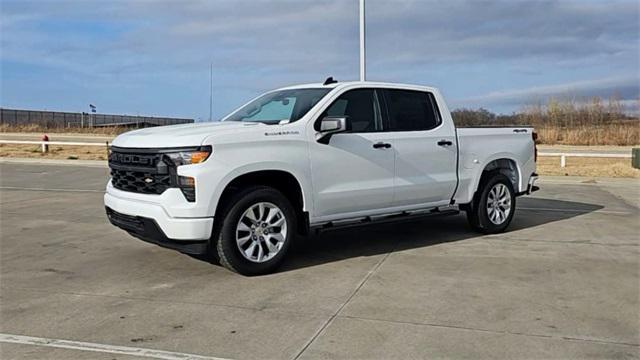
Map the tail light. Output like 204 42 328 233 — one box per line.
532 131 538 162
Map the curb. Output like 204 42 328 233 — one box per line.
538 175 639 185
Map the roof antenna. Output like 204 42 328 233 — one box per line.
323 77 338 85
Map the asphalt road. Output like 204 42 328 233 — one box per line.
0 133 113 143
537 144 634 155
1 162 639 359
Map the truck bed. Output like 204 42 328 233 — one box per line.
453 126 536 204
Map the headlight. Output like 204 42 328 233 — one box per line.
165 146 211 166
162 146 211 202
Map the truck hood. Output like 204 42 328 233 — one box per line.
111 121 263 148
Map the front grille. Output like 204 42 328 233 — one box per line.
110 168 171 194
108 148 174 195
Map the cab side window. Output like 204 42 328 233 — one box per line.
321 89 382 133
383 89 441 131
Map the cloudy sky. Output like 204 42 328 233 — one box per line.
1 0 638 120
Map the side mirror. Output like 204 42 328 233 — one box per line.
317 116 350 144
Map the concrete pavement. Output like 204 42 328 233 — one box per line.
0 162 638 359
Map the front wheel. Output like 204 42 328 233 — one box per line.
214 186 296 275
465 172 516 234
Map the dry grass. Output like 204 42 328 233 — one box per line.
537 156 639 178
3 144 638 178
0 144 109 161
453 95 640 146
522 97 639 145
4 123 638 146
535 123 639 146
0 123 127 136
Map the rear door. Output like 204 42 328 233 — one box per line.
381 88 458 207
308 88 396 219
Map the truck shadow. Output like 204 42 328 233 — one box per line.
278 197 603 273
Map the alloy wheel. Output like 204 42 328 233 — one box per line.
235 202 287 263
486 183 511 225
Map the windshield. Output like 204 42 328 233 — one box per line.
224 88 331 124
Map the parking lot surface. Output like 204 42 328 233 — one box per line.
1 162 638 359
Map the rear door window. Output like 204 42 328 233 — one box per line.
383 89 441 131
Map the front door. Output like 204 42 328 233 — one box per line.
309 89 395 220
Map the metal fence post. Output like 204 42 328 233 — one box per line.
41 135 49 153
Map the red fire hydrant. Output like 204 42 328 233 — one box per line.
42 134 49 153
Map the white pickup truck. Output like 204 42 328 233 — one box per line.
105 79 538 275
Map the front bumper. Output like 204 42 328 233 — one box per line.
106 207 209 254
104 192 213 254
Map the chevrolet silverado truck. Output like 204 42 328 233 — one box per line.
105 79 538 275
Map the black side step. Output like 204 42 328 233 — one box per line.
310 208 460 234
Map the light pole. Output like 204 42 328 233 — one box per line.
359 0 366 82
209 62 213 122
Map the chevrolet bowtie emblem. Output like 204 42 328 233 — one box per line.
144 178 154 183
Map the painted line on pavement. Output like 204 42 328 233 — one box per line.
0 333 231 360
519 207 632 215
0 186 104 193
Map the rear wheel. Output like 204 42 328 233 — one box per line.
465 172 516 234
213 186 296 275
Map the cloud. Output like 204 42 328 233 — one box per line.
1 0 638 117
5 0 636 76
452 76 640 109
366 0 639 65
1 0 362 86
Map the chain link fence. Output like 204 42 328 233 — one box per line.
0 108 193 128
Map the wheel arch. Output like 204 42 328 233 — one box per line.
480 157 520 190
468 155 522 203
212 167 310 235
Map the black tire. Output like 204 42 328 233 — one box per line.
465 172 516 234
213 186 296 275
465 203 483 232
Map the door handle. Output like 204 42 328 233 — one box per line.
373 142 391 149
437 140 453 146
